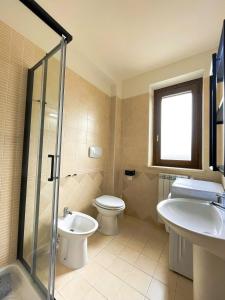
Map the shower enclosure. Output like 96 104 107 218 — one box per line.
15 2 72 299
17 39 66 300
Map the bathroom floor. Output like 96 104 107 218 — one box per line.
53 215 193 300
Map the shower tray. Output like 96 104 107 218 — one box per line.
0 262 44 300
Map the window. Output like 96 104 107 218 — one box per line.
153 78 202 169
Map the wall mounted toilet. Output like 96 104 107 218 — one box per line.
58 211 98 269
94 195 125 235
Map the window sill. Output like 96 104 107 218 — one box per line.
148 165 204 173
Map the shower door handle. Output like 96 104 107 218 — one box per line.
48 154 55 181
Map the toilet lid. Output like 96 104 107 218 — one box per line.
95 195 125 209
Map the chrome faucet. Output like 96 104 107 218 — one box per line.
210 192 225 210
216 192 225 206
63 207 72 217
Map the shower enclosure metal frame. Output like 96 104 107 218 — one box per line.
19 0 72 43
17 39 66 300
16 1 72 299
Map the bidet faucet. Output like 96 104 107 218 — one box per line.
63 207 72 217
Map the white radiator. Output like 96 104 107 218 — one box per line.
158 173 189 202
158 173 189 224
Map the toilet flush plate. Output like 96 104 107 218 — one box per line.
88 146 102 158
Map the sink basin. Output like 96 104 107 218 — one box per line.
157 198 225 259
157 198 225 300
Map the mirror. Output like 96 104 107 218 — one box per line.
216 81 224 172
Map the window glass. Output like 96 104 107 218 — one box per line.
153 78 202 169
160 92 193 160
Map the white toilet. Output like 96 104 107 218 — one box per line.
58 211 98 269
94 195 125 235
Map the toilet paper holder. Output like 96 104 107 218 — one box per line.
124 170 135 176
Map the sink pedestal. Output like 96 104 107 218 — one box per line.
193 245 225 300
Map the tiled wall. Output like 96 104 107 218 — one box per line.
60 68 112 215
0 20 45 266
0 20 113 266
120 78 221 222
119 94 158 222
108 96 123 196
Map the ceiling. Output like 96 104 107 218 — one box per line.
1 0 225 88
36 0 225 81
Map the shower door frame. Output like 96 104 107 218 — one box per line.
17 39 67 300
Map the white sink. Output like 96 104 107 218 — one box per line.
157 198 225 259
157 198 225 300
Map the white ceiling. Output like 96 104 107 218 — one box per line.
1 0 225 94
0 0 116 95
36 0 225 81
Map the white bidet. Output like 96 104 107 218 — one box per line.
58 211 98 269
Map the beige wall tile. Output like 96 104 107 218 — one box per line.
0 19 114 267
0 20 42 266
0 22 11 63
120 81 221 223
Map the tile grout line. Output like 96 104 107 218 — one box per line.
56 238 168 298
55 221 170 299
90 250 153 298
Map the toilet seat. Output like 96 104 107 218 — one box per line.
95 195 125 210
95 202 125 210
94 195 125 235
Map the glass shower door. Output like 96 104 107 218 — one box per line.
35 48 63 295
18 39 67 300
33 52 60 291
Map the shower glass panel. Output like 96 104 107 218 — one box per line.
23 65 43 266
18 39 66 300
35 53 61 287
